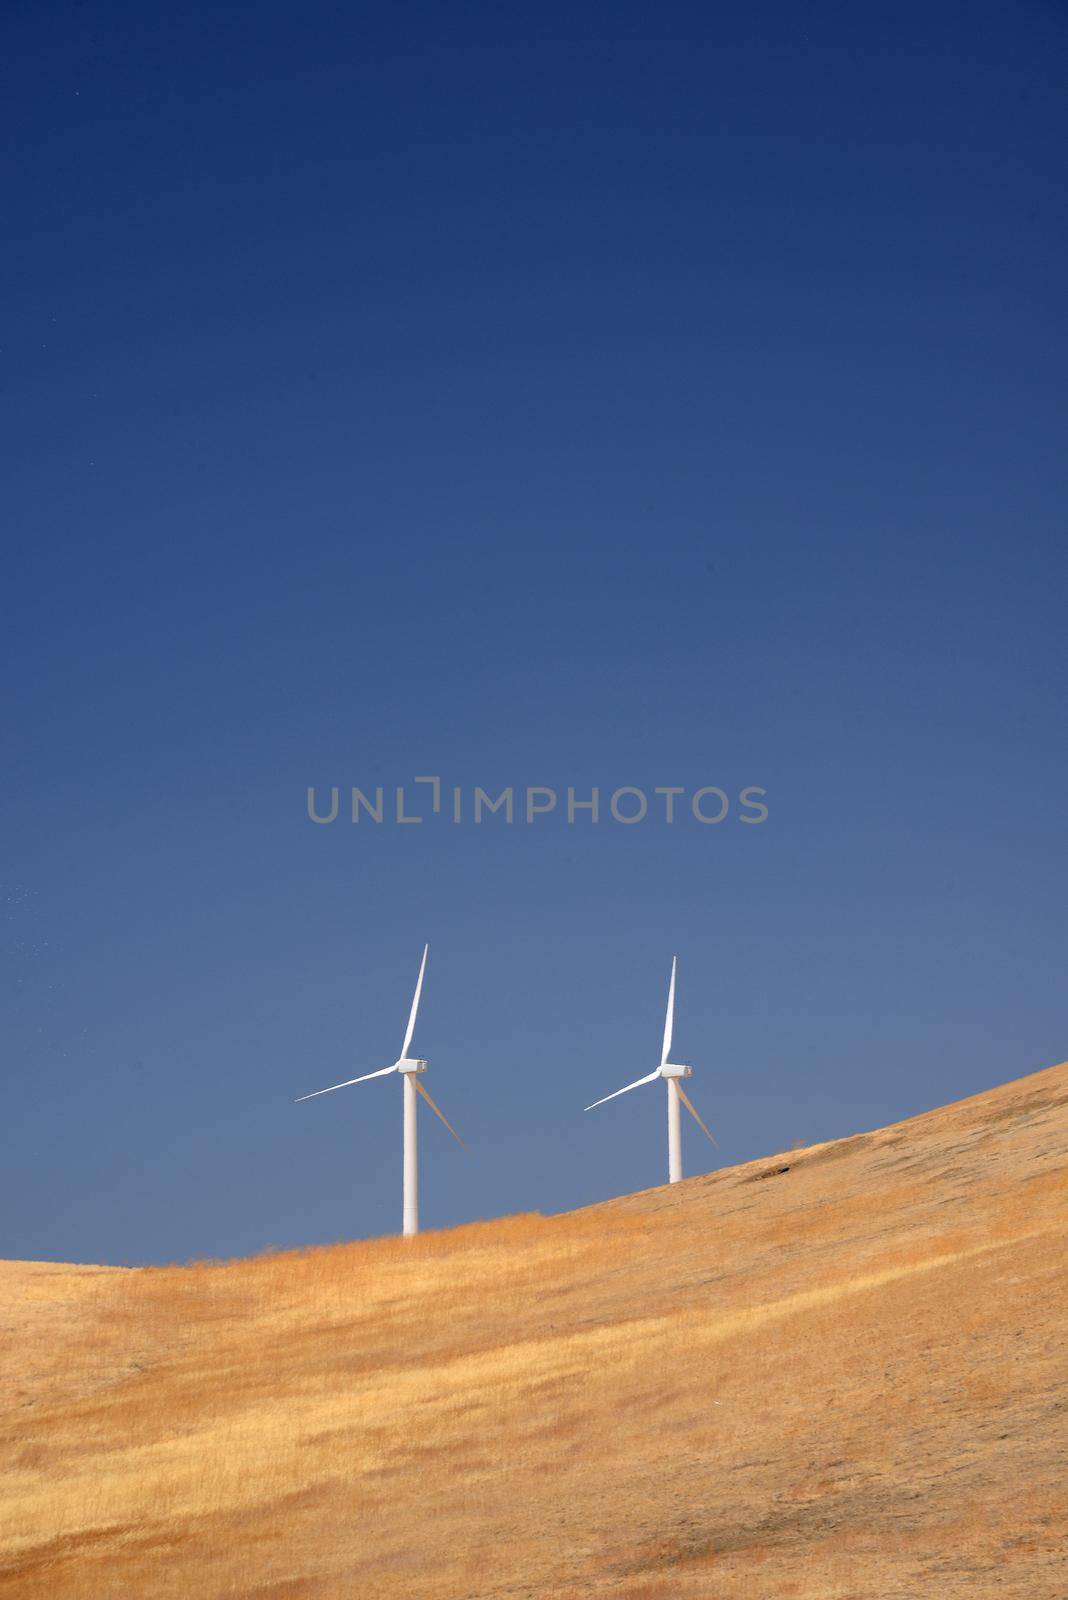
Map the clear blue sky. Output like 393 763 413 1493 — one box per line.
4 1 1065 1264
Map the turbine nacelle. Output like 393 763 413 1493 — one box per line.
659 1061 692 1079
396 1057 428 1074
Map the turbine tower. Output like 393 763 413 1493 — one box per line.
585 956 715 1184
295 944 463 1236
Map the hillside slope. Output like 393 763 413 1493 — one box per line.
2 1062 1066 1599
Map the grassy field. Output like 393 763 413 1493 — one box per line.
1 1061 1065 1598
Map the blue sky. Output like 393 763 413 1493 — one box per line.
3 1 1066 1263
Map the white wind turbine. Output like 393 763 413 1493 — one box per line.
585 956 716 1184
295 944 463 1236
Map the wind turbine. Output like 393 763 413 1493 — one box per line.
295 944 463 1236
585 956 716 1184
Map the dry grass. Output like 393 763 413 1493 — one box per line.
1 1062 1066 1598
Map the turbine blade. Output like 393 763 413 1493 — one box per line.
676 1082 717 1146
661 956 677 1065
294 1064 397 1102
584 1069 662 1112
414 1078 465 1147
401 943 429 1058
